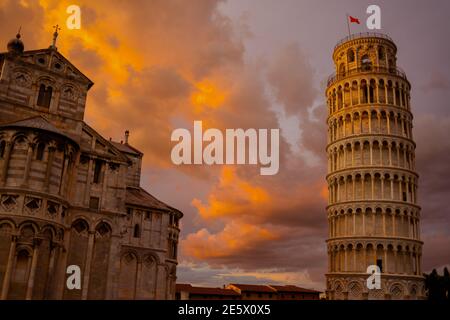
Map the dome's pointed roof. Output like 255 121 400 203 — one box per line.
7 32 24 54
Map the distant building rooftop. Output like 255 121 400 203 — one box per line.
176 284 240 297
268 285 321 294
176 283 322 300
229 284 276 293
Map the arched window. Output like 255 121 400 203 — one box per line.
395 85 401 106
378 47 385 60
133 224 140 238
12 249 30 284
0 140 5 158
72 219 89 235
369 80 376 103
37 84 53 108
347 49 355 63
36 142 45 161
339 63 346 76
388 59 395 72
360 80 368 104
171 241 178 259
361 55 372 71
93 159 103 184
37 84 45 106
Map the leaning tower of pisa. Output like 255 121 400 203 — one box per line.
325 33 425 300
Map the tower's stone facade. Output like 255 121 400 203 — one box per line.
325 33 425 300
0 35 182 299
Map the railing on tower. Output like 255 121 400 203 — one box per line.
334 32 394 50
327 66 407 87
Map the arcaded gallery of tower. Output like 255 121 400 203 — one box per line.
0 34 182 300
325 33 425 299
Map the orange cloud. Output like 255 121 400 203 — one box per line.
182 220 279 260
0 0 328 285
192 80 227 111
192 167 271 220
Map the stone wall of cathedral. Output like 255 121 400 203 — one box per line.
0 40 181 300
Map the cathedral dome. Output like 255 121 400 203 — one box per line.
7 33 24 54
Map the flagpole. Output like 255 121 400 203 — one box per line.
346 14 351 37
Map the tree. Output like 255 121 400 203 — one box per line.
443 267 450 300
424 268 448 300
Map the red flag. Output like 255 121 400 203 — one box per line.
349 16 360 24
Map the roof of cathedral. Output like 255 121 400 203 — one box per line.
0 47 94 89
0 115 78 144
81 122 130 163
125 186 182 216
110 141 143 156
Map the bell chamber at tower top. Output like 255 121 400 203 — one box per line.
326 33 411 116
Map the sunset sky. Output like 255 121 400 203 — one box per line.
1 0 449 291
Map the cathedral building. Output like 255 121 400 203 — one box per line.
0 31 182 300
325 33 425 299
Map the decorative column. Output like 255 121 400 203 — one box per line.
393 87 397 107
352 176 356 201
343 147 347 168
0 141 13 185
390 178 394 200
1 235 17 299
385 87 388 108
392 214 396 237
337 181 340 202
59 153 69 196
379 143 383 165
361 176 365 199
394 116 398 135
384 249 388 273
393 249 398 274
377 113 381 133
135 260 143 299
362 212 366 235
21 142 35 187
344 249 348 271
359 113 363 133
100 163 110 210
371 174 375 200
44 243 58 299
81 230 95 300
386 113 391 134
83 157 93 206
26 238 42 300
360 143 364 165
55 230 71 299
44 145 56 192
344 177 348 201
351 143 355 166
388 143 392 166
